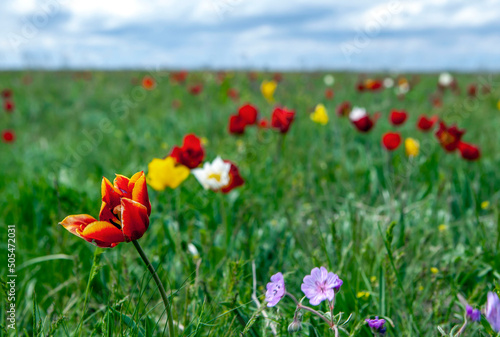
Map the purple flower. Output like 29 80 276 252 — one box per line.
301 266 343 306
366 317 385 330
466 305 481 322
486 292 500 332
265 272 285 307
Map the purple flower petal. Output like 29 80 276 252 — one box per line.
486 292 500 332
265 272 285 307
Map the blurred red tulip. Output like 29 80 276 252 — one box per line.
170 134 205 168
349 107 377 132
171 71 188 84
258 118 270 129
458 142 481 161
417 115 438 131
435 122 465 152
221 160 245 193
229 115 247 135
189 84 203 95
325 88 334 100
389 110 408 126
4 100 14 112
382 132 402 151
238 104 258 125
271 107 295 134
336 101 352 117
2 130 15 143
227 88 239 101
1 89 12 99
467 84 477 97
142 76 156 90
273 72 283 82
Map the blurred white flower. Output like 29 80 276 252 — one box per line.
383 78 394 88
192 156 231 191
438 72 453 87
323 74 335 86
349 106 367 122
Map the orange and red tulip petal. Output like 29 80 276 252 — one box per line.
59 214 97 242
114 174 131 195
101 177 122 208
129 172 151 216
121 198 149 241
99 201 120 224
78 221 126 247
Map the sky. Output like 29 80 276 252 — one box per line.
0 0 499 71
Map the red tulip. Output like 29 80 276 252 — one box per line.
271 107 295 134
435 122 465 152
171 71 188 84
227 88 239 101
142 76 156 90
229 115 247 135
238 104 258 125
1 89 12 99
60 171 151 247
170 134 205 168
458 142 480 161
258 118 270 129
349 107 377 132
467 84 477 98
389 110 408 126
4 100 14 112
221 161 245 193
273 72 283 82
356 82 365 92
382 132 402 151
189 84 203 95
417 115 438 131
336 101 352 117
325 88 334 100
2 130 15 143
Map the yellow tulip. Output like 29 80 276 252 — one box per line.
146 156 190 190
260 80 277 102
310 103 329 125
405 137 420 157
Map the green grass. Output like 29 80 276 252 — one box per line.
1 70 500 336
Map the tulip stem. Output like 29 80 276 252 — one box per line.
132 240 175 337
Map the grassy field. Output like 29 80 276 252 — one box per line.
1 70 500 336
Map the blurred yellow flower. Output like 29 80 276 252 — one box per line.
146 156 190 191
481 201 490 209
370 276 377 283
356 291 370 300
497 99 500 110
200 137 209 146
418 285 424 291
405 137 420 157
438 224 448 232
261 80 277 102
310 103 329 125
430 267 439 274
161 142 169 150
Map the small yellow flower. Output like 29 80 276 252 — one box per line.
430 267 439 274
146 156 190 190
200 137 209 146
261 80 277 102
370 276 377 283
418 285 424 291
310 103 329 125
497 99 500 111
405 137 420 157
356 291 370 300
438 224 448 232
481 201 490 209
